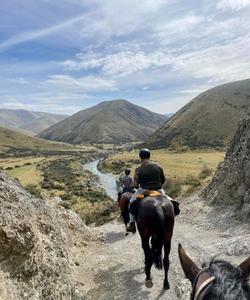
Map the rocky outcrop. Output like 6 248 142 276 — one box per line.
0 171 93 299
203 119 250 221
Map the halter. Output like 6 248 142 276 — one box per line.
191 268 216 300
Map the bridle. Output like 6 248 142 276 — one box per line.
191 268 216 300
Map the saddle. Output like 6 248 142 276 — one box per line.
136 190 162 200
131 190 180 217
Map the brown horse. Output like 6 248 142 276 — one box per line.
178 243 250 299
136 195 175 290
118 192 133 233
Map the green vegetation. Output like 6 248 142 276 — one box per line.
0 126 94 158
39 99 167 144
147 79 250 149
40 158 116 225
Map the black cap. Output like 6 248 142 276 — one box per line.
139 149 150 159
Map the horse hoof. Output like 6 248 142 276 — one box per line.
145 279 153 288
163 282 170 290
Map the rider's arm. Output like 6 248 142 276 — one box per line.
133 167 140 188
160 167 166 185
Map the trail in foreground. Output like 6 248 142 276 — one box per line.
80 198 249 300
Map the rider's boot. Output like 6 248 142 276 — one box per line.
127 213 136 233
126 222 136 233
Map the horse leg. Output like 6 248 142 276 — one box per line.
163 239 171 290
141 237 153 288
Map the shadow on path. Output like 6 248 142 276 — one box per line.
86 264 150 300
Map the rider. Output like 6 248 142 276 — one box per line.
117 169 134 201
121 169 134 193
126 148 166 233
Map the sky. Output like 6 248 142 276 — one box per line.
0 0 250 115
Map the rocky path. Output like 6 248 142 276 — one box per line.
80 199 249 300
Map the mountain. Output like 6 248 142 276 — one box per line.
39 99 167 144
147 79 250 149
0 109 67 134
0 126 78 155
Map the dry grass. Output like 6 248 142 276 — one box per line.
107 149 224 179
7 165 43 186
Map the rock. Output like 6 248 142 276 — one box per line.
203 119 250 221
0 171 93 299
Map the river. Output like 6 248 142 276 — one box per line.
83 160 118 200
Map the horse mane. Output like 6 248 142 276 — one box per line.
201 259 250 300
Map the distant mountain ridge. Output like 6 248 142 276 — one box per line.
0 109 68 134
39 99 167 144
147 79 250 149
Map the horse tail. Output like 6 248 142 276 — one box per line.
151 205 164 270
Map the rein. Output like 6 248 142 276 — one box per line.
192 268 216 300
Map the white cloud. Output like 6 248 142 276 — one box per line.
62 50 173 76
8 77 29 84
171 34 250 83
216 0 250 11
0 13 91 52
42 75 117 92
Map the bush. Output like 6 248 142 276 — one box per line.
26 184 42 198
5 166 13 170
164 177 182 198
199 164 213 179
184 174 201 187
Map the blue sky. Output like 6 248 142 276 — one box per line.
0 0 250 115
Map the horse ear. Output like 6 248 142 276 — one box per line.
239 256 250 277
178 243 201 284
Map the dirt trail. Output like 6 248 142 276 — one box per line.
79 196 249 300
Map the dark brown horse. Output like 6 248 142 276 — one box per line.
118 192 133 233
178 243 250 299
136 195 175 290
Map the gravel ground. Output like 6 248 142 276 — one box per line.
79 195 249 300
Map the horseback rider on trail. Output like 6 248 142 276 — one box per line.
120 169 134 192
126 148 166 233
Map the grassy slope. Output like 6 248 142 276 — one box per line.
0 126 84 153
39 99 167 144
148 79 250 149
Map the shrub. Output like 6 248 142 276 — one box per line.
5 166 13 170
164 177 182 198
184 174 201 187
26 184 42 198
199 164 213 179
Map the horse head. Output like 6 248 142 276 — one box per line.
178 243 250 300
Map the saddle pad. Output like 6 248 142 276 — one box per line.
136 190 162 200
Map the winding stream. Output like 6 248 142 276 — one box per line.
83 160 118 200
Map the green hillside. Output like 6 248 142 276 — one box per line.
39 99 167 144
147 79 250 149
0 126 81 157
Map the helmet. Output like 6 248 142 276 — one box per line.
139 149 150 159
125 169 131 175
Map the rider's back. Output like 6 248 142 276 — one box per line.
138 161 165 190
